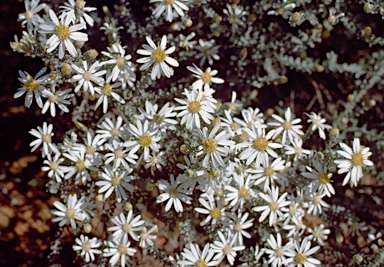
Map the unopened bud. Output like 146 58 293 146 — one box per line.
180 144 191 155
291 12 301 23
330 127 339 138
363 3 371 13
124 202 133 212
83 223 92 233
61 64 72 76
363 26 372 37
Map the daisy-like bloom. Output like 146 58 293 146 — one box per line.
178 243 220 267
268 107 304 144
301 160 335 197
238 124 283 167
283 217 306 239
69 60 106 95
224 173 255 209
264 233 290 267
156 174 192 212
210 231 245 265
307 224 330 246
108 210 145 241
253 186 290 226
42 86 72 117
196 125 235 168
187 64 224 91
96 165 135 202
284 137 311 161
137 35 179 80
101 42 136 86
63 149 97 185
282 201 305 225
14 67 52 108
223 3 247 32
136 101 178 132
124 120 161 161
150 0 189 22
51 194 85 229
104 140 138 170
174 88 215 130
139 225 158 248
18 0 45 33
284 237 321 267
237 107 266 129
73 235 102 263
226 212 254 246
176 155 206 190
42 153 66 183
305 112 332 140
29 122 59 156
72 132 104 167
195 39 220 66
144 151 166 176
100 17 123 42
334 138 373 187
179 32 197 50
103 235 136 267
306 191 329 215
251 157 288 191
221 110 243 136
39 10 88 59
96 116 127 144
59 0 96 27
94 71 125 114
195 193 226 226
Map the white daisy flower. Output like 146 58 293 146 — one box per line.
72 235 102 263
124 120 161 161
137 35 179 80
29 122 59 156
253 186 290 226
301 160 335 197
177 155 207 190
178 243 220 267
135 100 178 131
63 149 97 185
104 140 138 170
195 193 226 226
144 151 166 176
334 138 373 187
251 157 288 191
103 235 136 267
196 125 235 168
179 32 197 50
174 88 215 130
284 237 321 267
96 116 127 144
307 224 330 246
210 231 245 265
224 173 255 209
306 191 329 215
156 174 192 213
59 0 96 27
226 212 254 246
139 225 158 248
237 107 266 129
268 107 304 144
108 210 145 241
284 137 311 160
51 194 85 229
42 153 66 183
72 132 104 167
96 165 135 202
223 3 247 32
18 0 46 33
264 233 290 267
150 0 189 22
39 10 88 59
94 71 125 114
195 39 220 66
238 124 283 167
220 109 243 136
187 64 224 91
69 60 106 95
305 112 332 140
14 67 52 108
42 86 72 117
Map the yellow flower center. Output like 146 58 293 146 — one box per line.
76 159 86 170
195 259 207 267
82 71 92 81
233 222 242 232
318 173 330 184
275 247 284 257
170 188 179 198
42 134 52 143
188 101 202 113
295 253 307 264
50 161 58 171
86 145 95 155
122 223 132 233
295 147 303 154
66 209 76 219
202 138 217 153
283 121 292 130
48 94 58 103
352 152 363 166
111 175 122 186
239 186 249 198
118 245 127 255
25 11 34 19
153 114 164 124
114 150 125 159
152 49 166 62
240 133 249 142
210 208 221 219
230 122 240 131
254 137 268 151
110 127 120 136
223 244 232 255
138 133 152 147
55 24 71 41
201 72 212 83
265 166 275 177
116 56 126 67
229 15 238 25
102 84 113 95
269 201 279 211
24 78 39 91
82 242 91 252
235 166 245 175
312 195 322 204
